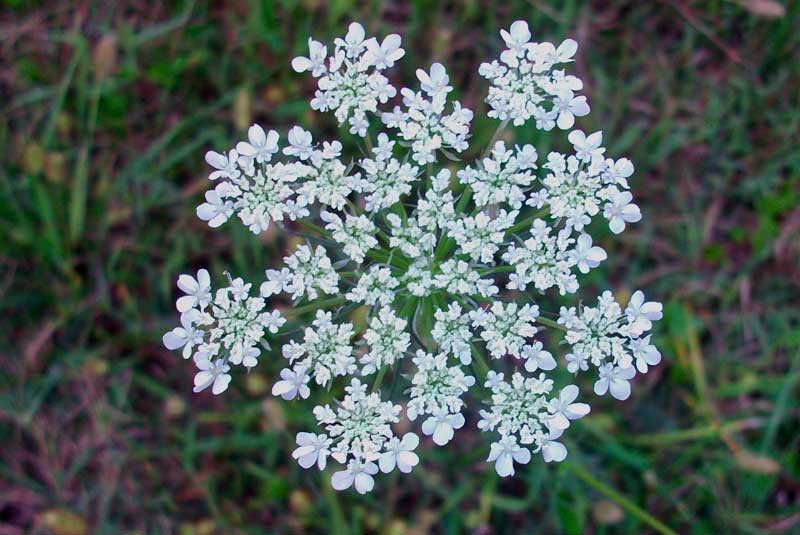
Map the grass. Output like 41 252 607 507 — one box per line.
1 1 799 533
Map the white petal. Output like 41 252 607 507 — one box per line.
566 403 591 419
331 470 354 491
162 329 186 350
204 151 227 170
570 97 590 117
560 384 579 404
401 433 419 450
557 39 578 59
378 453 396 474
542 441 567 463
291 56 312 73
549 413 570 430
177 274 198 294
235 141 255 156
212 374 231 395
248 124 266 146
271 379 295 398
594 378 609 396
397 451 419 473
432 423 454 446
557 111 575 130
196 203 218 221
512 447 531 465
495 452 514 477
354 472 374 494
197 269 210 288
609 378 631 400
609 217 625 234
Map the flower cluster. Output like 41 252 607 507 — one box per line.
164 20 662 494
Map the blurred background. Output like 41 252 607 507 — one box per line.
1 1 799 534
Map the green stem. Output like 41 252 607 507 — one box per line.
372 364 389 392
567 463 679 535
507 208 550 235
284 297 346 319
536 316 565 331
481 119 509 159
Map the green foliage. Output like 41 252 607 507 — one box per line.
1 1 798 534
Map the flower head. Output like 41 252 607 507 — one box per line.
164 20 662 494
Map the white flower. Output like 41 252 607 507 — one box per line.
421 409 465 446
335 22 367 58
572 234 607 274
205 149 240 180
630 334 662 373
499 21 531 67
603 157 634 188
568 130 605 162
293 432 331 469
373 132 395 160
381 74 472 164
553 90 590 130
457 142 535 209
447 209 518 264
260 267 292 297
163 310 204 359
193 355 231 395
314 378 401 470
236 124 279 163
407 350 475 421
502 220 580 295
566 352 589 374
345 265 398 306
416 62 451 97
547 385 590 430
469 302 539 359
164 21 662 494
272 366 311 400
332 459 379 494
431 303 473 365
285 310 355 387
487 435 531 477
360 307 410 375
176 269 212 312
594 363 637 400
321 210 378 264
540 427 568 463
292 38 327 76
378 433 419 473
625 290 663 335
362 34 405 69
283 126 314 160
284 244 340 301
521 341 556 373
559 290 661 381
355 156 418 212
604 189 642 234
196 187 233 228
481 25 588 128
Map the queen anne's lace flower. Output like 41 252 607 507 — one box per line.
480 21 588 129
382 63 473 164
164 20 662 492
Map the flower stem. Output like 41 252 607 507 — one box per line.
481 119 509 159
536 316 565 331
284 297 346 319
566 463 679 535
372 364 389 392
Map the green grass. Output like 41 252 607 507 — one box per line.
1 1 799 533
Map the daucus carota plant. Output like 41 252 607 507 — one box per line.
163 20 663 493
